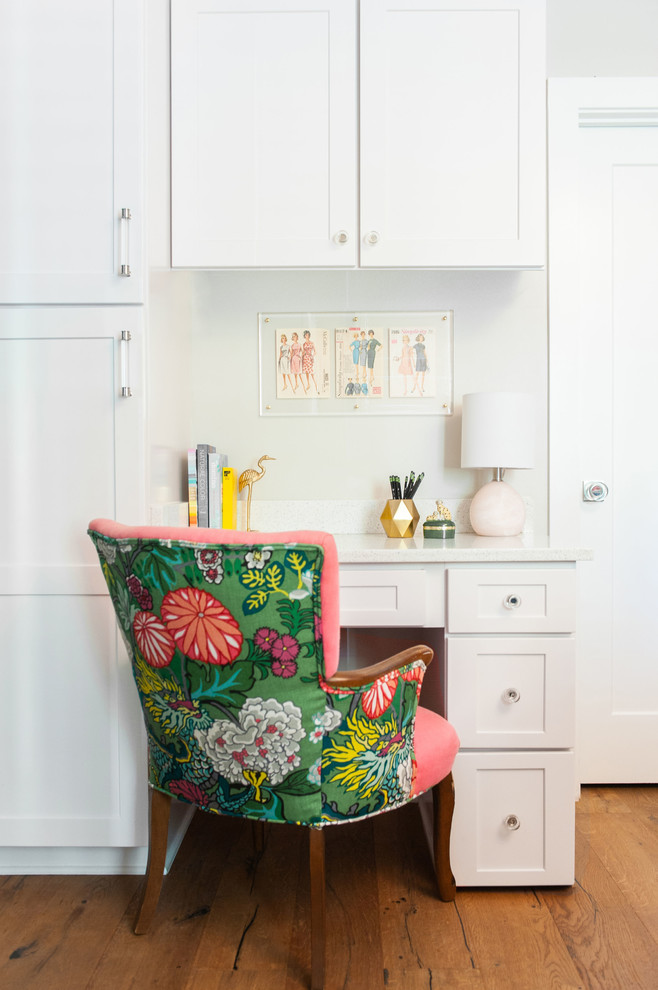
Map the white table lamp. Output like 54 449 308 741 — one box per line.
461 392 535 536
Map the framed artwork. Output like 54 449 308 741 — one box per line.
259 312 453 417
275 328 331 399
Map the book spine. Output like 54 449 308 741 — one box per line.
208 452 227 528
221 467 237 528
187 449 198 526
196 443 216 528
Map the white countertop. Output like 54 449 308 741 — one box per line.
334 533 593 563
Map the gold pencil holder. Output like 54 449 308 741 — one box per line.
380 499 420 538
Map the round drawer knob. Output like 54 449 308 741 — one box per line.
504 814 521 831
334 229 349 244
364 230 380 245
504 593 522 609
502 687 521 704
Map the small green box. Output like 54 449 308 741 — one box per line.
423 519 456 540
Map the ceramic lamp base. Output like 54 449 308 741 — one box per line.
469 480 525 537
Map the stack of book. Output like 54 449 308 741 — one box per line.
187 444 237 528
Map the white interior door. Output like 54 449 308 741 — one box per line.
549 78 658 783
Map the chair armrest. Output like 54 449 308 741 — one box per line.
323 645 433 688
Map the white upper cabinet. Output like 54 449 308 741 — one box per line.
171 0 545 269
360 0 545 268
0 0 143 303
171 0 358 267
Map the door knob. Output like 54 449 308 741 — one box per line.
583 481 609 502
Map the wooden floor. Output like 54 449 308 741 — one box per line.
2 786 657 990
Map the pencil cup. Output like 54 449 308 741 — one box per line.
380 499 420 538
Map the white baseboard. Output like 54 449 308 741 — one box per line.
0 803 195 876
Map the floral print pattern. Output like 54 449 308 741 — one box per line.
161 587 243 664
195 697 305 788
195 548 224 584
89 531 427 827
133 611 176 668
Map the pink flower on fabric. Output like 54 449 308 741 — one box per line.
271 634 300 662
133 611 176 668
254 627 279 652
362 671 400 719
271 655 298 678
168 779 208 807
161 586 243 664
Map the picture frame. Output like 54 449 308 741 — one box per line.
259 311 453 417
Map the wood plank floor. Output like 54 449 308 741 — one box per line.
1 786 657 989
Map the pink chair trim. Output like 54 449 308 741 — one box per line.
412 707 460 796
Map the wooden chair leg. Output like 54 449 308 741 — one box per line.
134 787 172 934
432 772 457 902
308 827 326 990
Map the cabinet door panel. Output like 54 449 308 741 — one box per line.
0 308 146 846
451 751 574 885
447 637 575 748
0 0 143 302
447 567 576 634
360 0 545 267
339 569 428 626
171 0 357 267
0 597 145 846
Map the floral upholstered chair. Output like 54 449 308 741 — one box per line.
88 519 460 990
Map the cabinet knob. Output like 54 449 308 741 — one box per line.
504 593 522 609
504 814 521 831
334 230 349 244
364 230 380 245
502 687 521 704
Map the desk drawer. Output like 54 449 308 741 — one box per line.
447 568 576 633
450 750 575 886
446 637 575 748
339 569 426 627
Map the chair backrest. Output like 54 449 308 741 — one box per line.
88 520 341 826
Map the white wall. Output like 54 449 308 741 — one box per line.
146 0 658 529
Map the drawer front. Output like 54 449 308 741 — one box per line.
450 750 575 886
339 569 426 627
447 638 575 748
447 567 576 633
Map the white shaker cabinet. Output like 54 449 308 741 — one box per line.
171 0 358 267
446 566 576 886
360 0 545 268
171 0 545 269
0 0 143 303
0 308 147 850
337 552 579 887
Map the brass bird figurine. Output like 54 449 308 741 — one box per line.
238 455 275 531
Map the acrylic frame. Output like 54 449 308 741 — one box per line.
259 311 453 417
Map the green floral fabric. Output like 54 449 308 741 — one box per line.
89 531 426 827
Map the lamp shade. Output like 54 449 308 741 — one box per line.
461 392 535 469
